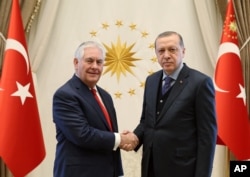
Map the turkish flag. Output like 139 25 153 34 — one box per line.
0 0 45 176
215 0 250 160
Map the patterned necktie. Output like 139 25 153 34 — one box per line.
91 88 113 131
162 76 172 95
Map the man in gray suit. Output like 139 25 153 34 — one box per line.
133 31 217 177
52 41 138 177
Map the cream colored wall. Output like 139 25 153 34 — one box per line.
27 0 227 176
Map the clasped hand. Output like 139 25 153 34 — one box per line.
119 130 139 151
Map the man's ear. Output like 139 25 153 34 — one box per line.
73 58 78 69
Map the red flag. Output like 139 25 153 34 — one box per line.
215 0 250 160
0 0 46 176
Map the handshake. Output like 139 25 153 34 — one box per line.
119 130 139 151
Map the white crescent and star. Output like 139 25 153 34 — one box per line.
5 38 30 74
237 84 247 106
0 38 33 105
214 42 240 93
214 42 246 105
217 42 240 59
11 82 33 105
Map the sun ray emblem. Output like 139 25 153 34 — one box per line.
102 36 141 81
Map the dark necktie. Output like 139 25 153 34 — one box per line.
162 76 172 95
91 88 113 131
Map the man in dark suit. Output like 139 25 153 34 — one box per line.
133 31 217 177
52 41 138 177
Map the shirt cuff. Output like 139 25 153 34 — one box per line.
113 132 121 151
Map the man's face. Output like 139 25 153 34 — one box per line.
155 34 185 75
74 47 104 88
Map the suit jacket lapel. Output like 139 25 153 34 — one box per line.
147 71 162 124
72 75 112 131
157 65 189 122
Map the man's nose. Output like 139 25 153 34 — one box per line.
163 50 171 58
92 61 99 67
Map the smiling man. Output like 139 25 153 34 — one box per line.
52 41 138 177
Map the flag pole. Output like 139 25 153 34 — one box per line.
225 147 230 177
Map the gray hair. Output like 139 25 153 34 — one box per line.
154 31 184 48
74 41 106 60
